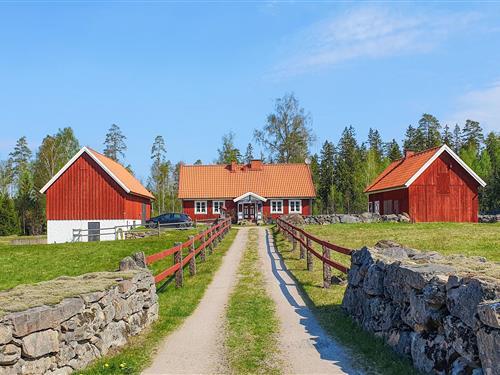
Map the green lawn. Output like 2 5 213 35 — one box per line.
0 229 200 291
306 222 500 262
225 229 282 374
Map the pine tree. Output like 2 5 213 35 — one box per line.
403 125 425 152
442 124 453 147
149 136 169 215
194 159 203 165
318 141 335 213
386 139 402 161
367 128 383 163
483 132 500 212
462 120 484 150
453 124 462 153
0 194 18 235
9 136 32 188
244 143 254 163
309 153 320 214
104 124 127 162
418 113 442 149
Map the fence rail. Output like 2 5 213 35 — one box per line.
276 218 352 288
146 218 232 286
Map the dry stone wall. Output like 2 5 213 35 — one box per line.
342 241 499 374
0 254 158 375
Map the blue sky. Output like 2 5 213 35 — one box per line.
1 1 500 183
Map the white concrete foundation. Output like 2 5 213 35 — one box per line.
47 219 141 244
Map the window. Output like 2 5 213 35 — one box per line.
195 201 207 214
374 201 380 214
212 201 225 214
368 202 373 213
289 200 302 214
383 200 393 214
270 200 283 214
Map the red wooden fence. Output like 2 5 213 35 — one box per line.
276 218 352 288
146 218 232 286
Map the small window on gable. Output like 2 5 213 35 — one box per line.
289 200 302 214
270 200 283 214
195 201 207 214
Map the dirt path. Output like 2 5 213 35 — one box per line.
257 227 361 375
143 228 249 375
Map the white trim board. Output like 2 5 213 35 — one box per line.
40 146 131 195
233 191 267 202
367 144 486 194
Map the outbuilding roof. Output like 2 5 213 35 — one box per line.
40 146 155 199
178 162 316 199
365 144 486 194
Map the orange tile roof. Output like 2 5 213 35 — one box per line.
87 148 155 199
365 147 441 193
178 163 316 199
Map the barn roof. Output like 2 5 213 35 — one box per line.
40 147 155 199
364 144 486 194
178 162 316 199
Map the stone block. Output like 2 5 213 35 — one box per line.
476 326 500 375
443 316 480 364
0 325 12 345
362 264 385 296
477 301 500 329
0 344 21 365
22 329 59 358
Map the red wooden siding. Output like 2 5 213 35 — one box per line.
368 189 409 215
46 153 150 220
408 152 479 222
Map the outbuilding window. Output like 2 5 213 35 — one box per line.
212 201 224 214
195 201 207 214
383 200 393 214
368 202 373 213
289 200 302 214
270 200 283 214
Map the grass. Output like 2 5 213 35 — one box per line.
225 229 282 375
305 222 500 262
272 227 420 375
0 228 201 291
80 229 238 375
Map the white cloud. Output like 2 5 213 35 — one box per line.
273 7 479 77
447 81 500 132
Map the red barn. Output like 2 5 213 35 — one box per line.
178 160 316 223
365 144 486 222
40 146 154 243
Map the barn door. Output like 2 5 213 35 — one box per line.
88 222 100 242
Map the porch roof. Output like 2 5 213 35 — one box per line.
233 192 267 202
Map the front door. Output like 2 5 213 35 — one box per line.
243 204 255 220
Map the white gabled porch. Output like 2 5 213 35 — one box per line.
233 192 266 223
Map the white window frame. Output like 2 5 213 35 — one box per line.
368 202 373 213
374 201 380 214
212 200 225 214
194 200 207 214
270 200 283 214
288 200 302 214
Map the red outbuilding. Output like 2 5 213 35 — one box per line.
40 146 154 243
178 160 316 223
365 144 486 222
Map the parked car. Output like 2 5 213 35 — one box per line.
146 213 193 229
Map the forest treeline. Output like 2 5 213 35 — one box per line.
0 93 498 236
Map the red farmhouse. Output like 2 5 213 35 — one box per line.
365 144 486 222
178 160 316 223
40 146 154 243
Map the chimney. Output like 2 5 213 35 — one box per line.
230 161 238 172
405 150 415 158
250 159 263 171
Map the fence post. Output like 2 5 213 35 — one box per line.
200 231 207 262
299 232 305 259
189 236 196 276
292 229 297 251
174 242 183 288
306 237 313 271
322 245 331 288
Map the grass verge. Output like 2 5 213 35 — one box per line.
225 229 282 375
272 227 420 375
80 228 238 375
